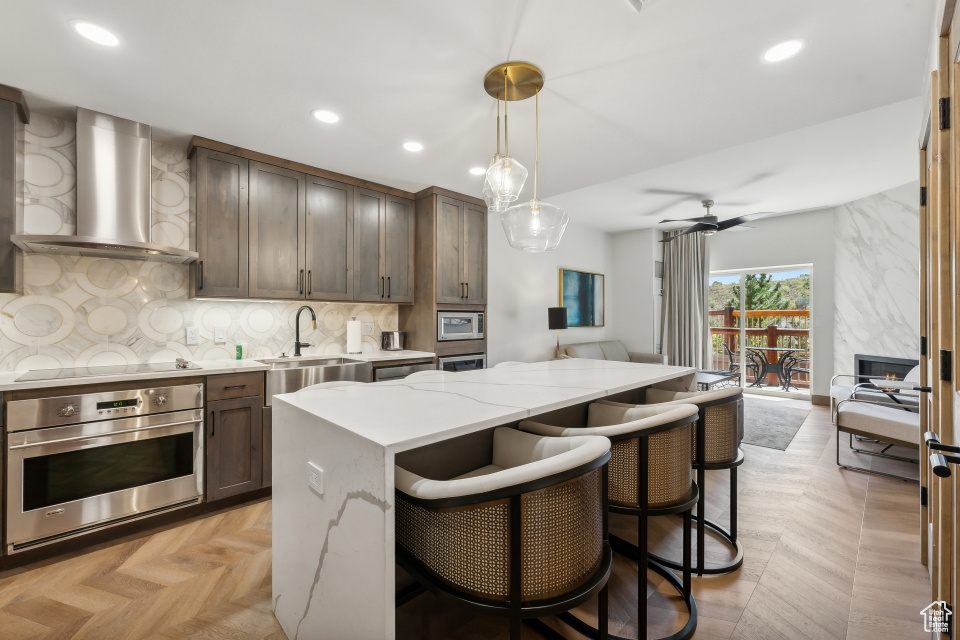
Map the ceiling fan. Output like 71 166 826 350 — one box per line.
659 199 771 242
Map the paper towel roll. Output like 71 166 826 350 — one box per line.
346 320 362 354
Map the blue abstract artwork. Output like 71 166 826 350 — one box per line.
560 269 604 327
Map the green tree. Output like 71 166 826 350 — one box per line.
728 273 790 310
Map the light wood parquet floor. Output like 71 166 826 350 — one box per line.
0 398 930 639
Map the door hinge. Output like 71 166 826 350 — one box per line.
921 336 928 357
921 485 928 507
940 97 951 130
920 186 927 207
941 349 952 382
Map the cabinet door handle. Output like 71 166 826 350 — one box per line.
466 282 469 299
223 384 246 390
299 269 304 294
307 270 312 295
387 276 391 298
210 411 215 437
198 261 204 290
381 276 385 298
460 282 464 299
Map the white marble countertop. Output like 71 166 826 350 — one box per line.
276 358 695 453
342 350 435 363
0 359 271 392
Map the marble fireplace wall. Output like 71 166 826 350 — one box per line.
0 113 398 373
832 182 920 374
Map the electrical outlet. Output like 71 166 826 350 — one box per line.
361 322 374 336
185 326 199 345
214 326 226 344
306 461 324 496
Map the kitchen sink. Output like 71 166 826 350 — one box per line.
257 356 372 405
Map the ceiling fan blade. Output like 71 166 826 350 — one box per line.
644 188 706 198
716 212 774 230
659 222 717 242
659 216 708 224
725 225 753 233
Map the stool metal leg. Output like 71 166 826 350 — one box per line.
730 467 737 542
638 436 649 637
697 464 706 576
683 509 692 599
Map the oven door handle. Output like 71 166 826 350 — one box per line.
8 418 202 450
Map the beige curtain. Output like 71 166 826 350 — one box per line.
660 230 709 368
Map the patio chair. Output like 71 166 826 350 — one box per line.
721 342 759 382
782 355 809 391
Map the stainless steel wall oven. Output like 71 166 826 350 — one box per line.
5 384 204 553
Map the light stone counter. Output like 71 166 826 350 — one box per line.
271 358 695 640
343 350 435 364
0 359 270 392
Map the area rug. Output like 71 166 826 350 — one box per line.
741 396 810 450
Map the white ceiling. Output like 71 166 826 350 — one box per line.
0 0 935 232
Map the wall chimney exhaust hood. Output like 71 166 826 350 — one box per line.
12 108 198 263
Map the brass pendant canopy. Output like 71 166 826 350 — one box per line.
483 62 544 101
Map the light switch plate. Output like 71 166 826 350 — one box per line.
214 326 226 344
185 326 199 345
306 461 324 496
361 322 374 336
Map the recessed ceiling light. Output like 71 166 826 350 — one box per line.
72 21 120 46
311 109 339 123
763 40 803 63
469 167 486 176
403 141 423 152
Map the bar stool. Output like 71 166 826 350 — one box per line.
520 402 700 640
395 427 612 640
612 386 744 575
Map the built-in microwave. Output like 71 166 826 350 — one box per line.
437 311 484 341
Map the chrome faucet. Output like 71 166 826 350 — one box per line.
294 305 317 357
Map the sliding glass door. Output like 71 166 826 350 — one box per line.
708 266 812 397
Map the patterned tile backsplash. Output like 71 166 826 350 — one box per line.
0 113 398 373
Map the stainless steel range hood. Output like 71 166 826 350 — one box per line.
12 108 198 263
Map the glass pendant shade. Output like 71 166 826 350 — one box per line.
482 154 508 212
499 199 569 252
484 155 527 204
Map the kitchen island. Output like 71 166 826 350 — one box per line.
271 358 696 640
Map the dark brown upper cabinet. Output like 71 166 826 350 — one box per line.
436 195 486 305
0 87 26 295
354 189 415 303
192 149 249 298
248 161 305 300
305 176 354 301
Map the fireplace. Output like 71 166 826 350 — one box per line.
854 354 918 381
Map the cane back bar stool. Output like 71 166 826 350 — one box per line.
395 427 612 640
520 402 700 640
620 386 745 575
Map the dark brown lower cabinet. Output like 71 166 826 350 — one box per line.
206 395 263 501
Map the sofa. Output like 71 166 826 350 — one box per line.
561 340 668 365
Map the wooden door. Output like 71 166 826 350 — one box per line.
206 396 263 501
436 195 464 303
194 149 248 297
462 202 487 304
305 176 354 301
248 161 305 299
353 188 385 302
383 195 415 303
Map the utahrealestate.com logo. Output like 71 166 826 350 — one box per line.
922 601 952 634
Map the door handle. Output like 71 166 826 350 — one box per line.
210 411 215 437
308 270 312 296
460 282 464 299
387 276 391 298
299 269 304 294
465 282 469 299
198 261 204 290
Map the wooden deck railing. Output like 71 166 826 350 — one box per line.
708 307 810 388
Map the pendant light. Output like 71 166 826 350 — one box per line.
484 67 528 207
482 62 568 252
482 94 506 213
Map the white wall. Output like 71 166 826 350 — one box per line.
611 228 662 355
708 181 920 397
486 218 615 365
708 209 836 396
